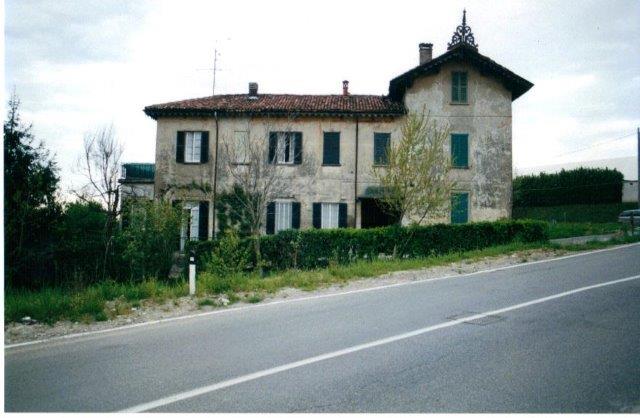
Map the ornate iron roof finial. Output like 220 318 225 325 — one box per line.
447 9 478 50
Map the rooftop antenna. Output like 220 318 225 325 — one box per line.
212 48 220 96
197 38 231 96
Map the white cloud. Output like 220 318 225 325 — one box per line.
5 0 640 194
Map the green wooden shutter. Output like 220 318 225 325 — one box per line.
451 193 469 224
291 202 301 229
312 203 321 228
374 133 390 165
268 132 277 164
451 134 469 168
176 132 185 163
338 203 348 228
200 132 209 163
323 132 340 165
198 201 209 240
293 132 303 164
452 73 459 103
266 202 275 234
460 72 468 103
452 72 468 103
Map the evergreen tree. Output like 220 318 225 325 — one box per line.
4 93 61 287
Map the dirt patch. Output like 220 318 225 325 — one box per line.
5 247 568 345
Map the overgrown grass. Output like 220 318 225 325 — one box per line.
547 222 622 239
513 202 635 223
5 279 188 325
6 236 640 326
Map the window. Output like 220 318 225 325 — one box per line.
277 133 294 164
451 71 468 103
178 201 209 250
234 131 249 163
313 202 347 229
451 134 469 168
177 131 209 164
266 201 300 234
185 132 202 163
321 203 339 229
180 203 199 250
451 192 469 224
275 201 292 233
323 132 340 165
374 133 390 165
269 132 302 164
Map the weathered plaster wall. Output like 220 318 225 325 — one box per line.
403 61 513 222
153 60 514 235
155 116 400 234
120 183 154 199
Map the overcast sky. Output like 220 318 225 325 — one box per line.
5 0 640 192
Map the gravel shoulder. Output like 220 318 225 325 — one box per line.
4 246 572 345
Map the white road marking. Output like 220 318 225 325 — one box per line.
5 242 640 350
120 273 640 412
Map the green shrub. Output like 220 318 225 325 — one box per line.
190 220 548 273
513 167 623 207
204 230 251 277
119 200 181 281
216 185 254 237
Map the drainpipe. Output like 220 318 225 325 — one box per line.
354 117 359 228
212 111 220 239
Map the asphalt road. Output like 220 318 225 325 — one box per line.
5 243 640 412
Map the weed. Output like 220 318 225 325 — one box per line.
226 292 240 304
246 294 264 304
197 298 218 307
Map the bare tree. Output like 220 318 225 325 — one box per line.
373 111 455 226
217 117 317 270
73 124 124 278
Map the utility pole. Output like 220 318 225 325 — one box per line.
637 127 639 209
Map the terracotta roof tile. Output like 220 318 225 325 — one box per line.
144 94 405 119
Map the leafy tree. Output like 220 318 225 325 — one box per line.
4 93 61 288
216 185 256 238
73 124 124 279
54 202 108 285
119 200 181 281
373 111 454 225
217 118 317 271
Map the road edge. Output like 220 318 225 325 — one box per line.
5 241 640 350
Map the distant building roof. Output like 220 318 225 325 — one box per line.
119 163 155 184
144 94 405 120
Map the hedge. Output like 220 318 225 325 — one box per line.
188 220 548 272
513 202 637 223
513 168 623 207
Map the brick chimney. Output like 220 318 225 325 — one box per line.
342 80 349 96
248 82 258 98
419 43 433 65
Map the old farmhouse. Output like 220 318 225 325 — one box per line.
141 11 533 245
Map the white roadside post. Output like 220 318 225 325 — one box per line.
189 250 196 296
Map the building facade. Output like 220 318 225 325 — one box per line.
143 12 533 242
